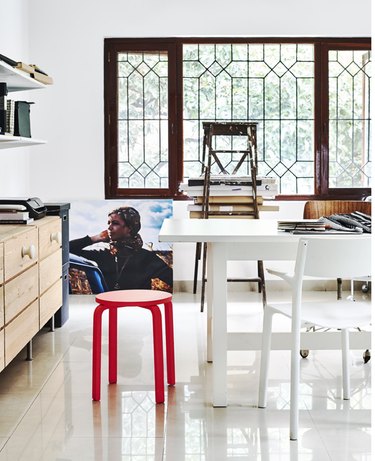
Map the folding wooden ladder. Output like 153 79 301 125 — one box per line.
194 121 267 312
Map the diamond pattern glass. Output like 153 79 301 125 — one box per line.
117 52 168 189
183 43 315 194
328 50 372 188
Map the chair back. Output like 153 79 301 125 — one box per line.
296 236 371 280
303 200 371 219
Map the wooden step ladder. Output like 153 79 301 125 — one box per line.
194 121 267 312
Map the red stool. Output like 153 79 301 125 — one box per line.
92 289 175 403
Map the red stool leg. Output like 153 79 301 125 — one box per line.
147 305 165 404
108 307 118 384
92 304 107 401
164 301 175 386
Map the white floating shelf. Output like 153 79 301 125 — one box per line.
0 136 46 149
0 60 45 92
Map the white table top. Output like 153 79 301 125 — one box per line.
159 218 293 243
159 218 370 244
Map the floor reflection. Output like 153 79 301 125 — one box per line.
0 292 370 460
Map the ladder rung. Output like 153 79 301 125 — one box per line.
210 150 251 154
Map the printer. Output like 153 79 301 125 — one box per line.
0 197 47 220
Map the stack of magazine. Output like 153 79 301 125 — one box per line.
180 175 278 199
278 212 371 234
278 220 326 233
0 205 33 224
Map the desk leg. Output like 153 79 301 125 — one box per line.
210 243 228 407
206 243 213 363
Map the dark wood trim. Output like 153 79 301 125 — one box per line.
317 43 330 196
104 41 119 198
104 39 179 199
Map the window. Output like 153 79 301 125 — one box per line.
104 38 371 200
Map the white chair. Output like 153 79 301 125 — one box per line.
258 236 371 441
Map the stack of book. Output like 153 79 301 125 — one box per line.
180 175 279 218
180 175 278 198
0 205 33 224
277 220 326 233
6 100 15 135
16 62 53 85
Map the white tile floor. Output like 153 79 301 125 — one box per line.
0 290 370 460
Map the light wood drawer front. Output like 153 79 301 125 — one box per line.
39 219 62 260
0 285 4 329
39 250 62 295
5 300 38 366
0 330 4 372
0 243 3 284
40 279 62 328
4 228 38 281
4 265 38 324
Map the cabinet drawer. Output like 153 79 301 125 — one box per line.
4 228 38 281
5 300 39 366
38 219 62 260
39 250 62 295
0 243 3 284
0 285 3 329
40 279 62 328
4 264 38 324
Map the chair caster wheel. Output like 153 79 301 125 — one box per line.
363 349 371 363
300 349 309 358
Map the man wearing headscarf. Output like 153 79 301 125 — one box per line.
69 206 172 292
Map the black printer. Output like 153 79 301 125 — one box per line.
0 197 47 220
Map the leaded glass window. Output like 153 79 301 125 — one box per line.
183 43 315 195
104 38 371 200
328 50 371 188
117 51 169 189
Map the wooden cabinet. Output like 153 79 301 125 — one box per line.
0 216 62 369
33 217 62 328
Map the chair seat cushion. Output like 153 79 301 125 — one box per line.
269 299 371 329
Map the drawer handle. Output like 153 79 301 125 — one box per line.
22 244 36 260
50 232 62 245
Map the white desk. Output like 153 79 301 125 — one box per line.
159 218 370 407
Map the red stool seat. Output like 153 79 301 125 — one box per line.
92 289 175 403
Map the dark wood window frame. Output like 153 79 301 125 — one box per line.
104 37 371 200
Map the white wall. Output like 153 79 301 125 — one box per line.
0 0 31 196
24 0 371 201
0 0 371 281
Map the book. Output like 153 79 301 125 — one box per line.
6 99 15 135
277 220 326 232
31 71 53 85
0 210 30 220
194 195 264 204
16 62 34 74
180 182 278 198
30 64 49 76
188 203 260 212
187 175 276 187
189 212 256 219
0 218 34 225
188 178 261 187
0 53 17 67
189 204 279 218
